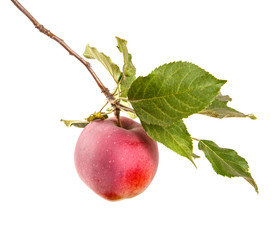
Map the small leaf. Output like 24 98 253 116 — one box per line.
120 76 136 98
119 100 137 119
83 44 121 82
142 120 195 166
199 98 256 119
116 37 136 77
61 119 89 128
116 37 136 97
128 62 226 126
198 140 258 193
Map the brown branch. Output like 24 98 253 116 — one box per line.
10 0 109 95
10 0 135 127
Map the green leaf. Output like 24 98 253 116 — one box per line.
119 100 137 119
128 62 226 126
199 96 256 119
116 37 136 97
141 120 195 166
83 44 121 82
120 76 136 98
116 37 136 77
198 140 258 193
61 119 89 128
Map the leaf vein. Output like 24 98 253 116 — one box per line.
201 142 248 175
162 97 191 114
172 95 197 109
130 83 216 103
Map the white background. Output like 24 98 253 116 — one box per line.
1 0 277 239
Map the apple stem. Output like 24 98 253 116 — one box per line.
10 0 134 121
114 108 122 127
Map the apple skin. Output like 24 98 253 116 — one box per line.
74 117 159 201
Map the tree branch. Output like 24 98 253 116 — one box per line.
10 0 112 98
10 0 137 126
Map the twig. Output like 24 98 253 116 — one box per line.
10 0 134 126
99 101 109 112
11 0 107 92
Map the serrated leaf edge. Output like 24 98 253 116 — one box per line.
198 140 258 193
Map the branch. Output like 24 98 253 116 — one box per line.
11 0 110 95
10 0 135 127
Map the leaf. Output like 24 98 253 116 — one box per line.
199 98 257 119
61 119 89 128
120 76 136 98
119 100 137 119
116 37 136 77
141 120 195 166
83 44 121 82
198 140 258 193
128 62 226 126
116 37 136 97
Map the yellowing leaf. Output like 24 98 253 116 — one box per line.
199 94 256 119
60 119 89 128
83 44 121 82
116 37 136 97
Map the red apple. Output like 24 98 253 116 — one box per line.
74 117 159 201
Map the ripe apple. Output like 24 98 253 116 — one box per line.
74 116 159 201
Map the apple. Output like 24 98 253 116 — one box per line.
74 116 159 201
